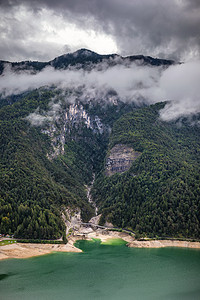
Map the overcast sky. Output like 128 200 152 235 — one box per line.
0 0 200 62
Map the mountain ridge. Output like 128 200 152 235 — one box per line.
0 48 175 75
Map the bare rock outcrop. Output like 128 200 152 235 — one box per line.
106 144 141 176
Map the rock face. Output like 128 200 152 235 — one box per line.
106 144 141 176
41 101 108 159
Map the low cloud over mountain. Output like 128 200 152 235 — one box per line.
0 53 199 121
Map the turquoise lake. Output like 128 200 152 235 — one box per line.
0 239 200 300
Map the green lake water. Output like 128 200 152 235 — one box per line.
0 238 200 300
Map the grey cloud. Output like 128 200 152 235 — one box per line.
0 62 162 101
26 112 52 126
159 61 200 120
0 0 200 61
26 100 61 126
185 0 200 9
0 40 62 62
0 5 71 61
1 60 200 121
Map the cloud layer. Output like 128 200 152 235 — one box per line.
0 60 200 121
0 0 200 61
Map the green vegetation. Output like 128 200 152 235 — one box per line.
0 240 17 246
17 239 65 244
0 87 199 241
0 86 132 240
101 238 127 246
92 103 200 239
0 89 99 239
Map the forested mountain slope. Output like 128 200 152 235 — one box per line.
0 89 95 238
0 49 199 240
0 87 137 239
92 103 200 239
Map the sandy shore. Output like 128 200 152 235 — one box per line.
0 238 82 261
81 231 200 249
127 239 200 249
1 232 200 260
0 231 131 260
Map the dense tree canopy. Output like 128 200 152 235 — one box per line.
92 103 200 239
0 89 97 239
0 90 199 240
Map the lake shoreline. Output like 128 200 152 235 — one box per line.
127 239 200 249
1 231 200 260
0 236 82 260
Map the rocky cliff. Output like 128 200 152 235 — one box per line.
106 144 141 176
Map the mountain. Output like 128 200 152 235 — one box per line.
0 86 139 239
92 103 200 239
0 48 174 75
0 49 199 240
